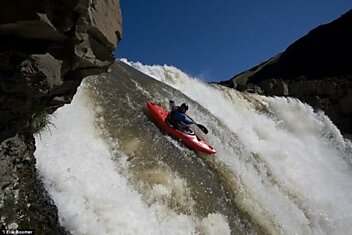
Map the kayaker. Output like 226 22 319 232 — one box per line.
167 100 194 133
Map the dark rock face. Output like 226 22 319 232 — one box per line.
0 0 122 232
0 134 68 233
220 10 352 136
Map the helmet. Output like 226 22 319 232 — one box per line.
180 103 189 111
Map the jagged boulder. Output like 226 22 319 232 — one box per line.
0 0 122 140
0 0 122 232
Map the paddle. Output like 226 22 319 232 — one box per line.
186 115 208 134
195 123 208 134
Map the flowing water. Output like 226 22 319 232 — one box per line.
35 60 352 235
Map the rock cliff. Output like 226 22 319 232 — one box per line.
0 0 122 233
220 10 352 137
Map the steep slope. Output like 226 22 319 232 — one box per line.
220 10 352 136
35 60 352 235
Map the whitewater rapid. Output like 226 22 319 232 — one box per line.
35 82 230 235
122 59 352 234
35 59 352 235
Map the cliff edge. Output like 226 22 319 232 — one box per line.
0 0 122 233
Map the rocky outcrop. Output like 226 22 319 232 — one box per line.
0 134 68 233
0 0 122 233
220 10 352 136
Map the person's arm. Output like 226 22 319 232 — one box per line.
183 115 193 125
173 112 193 125
169 100 175 111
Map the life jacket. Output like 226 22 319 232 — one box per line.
168 107 192 126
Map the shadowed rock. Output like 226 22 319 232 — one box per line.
0 0 122 233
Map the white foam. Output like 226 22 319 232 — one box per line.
126 59 352 234
35 81 230 235
199 213 231 235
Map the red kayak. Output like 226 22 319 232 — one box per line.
146 102 216 154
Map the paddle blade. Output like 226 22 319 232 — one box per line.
196 123 208 134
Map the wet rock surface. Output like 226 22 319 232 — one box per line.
0 0 122 233
0 134 69 234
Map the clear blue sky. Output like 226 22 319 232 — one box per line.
114 0 351 82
